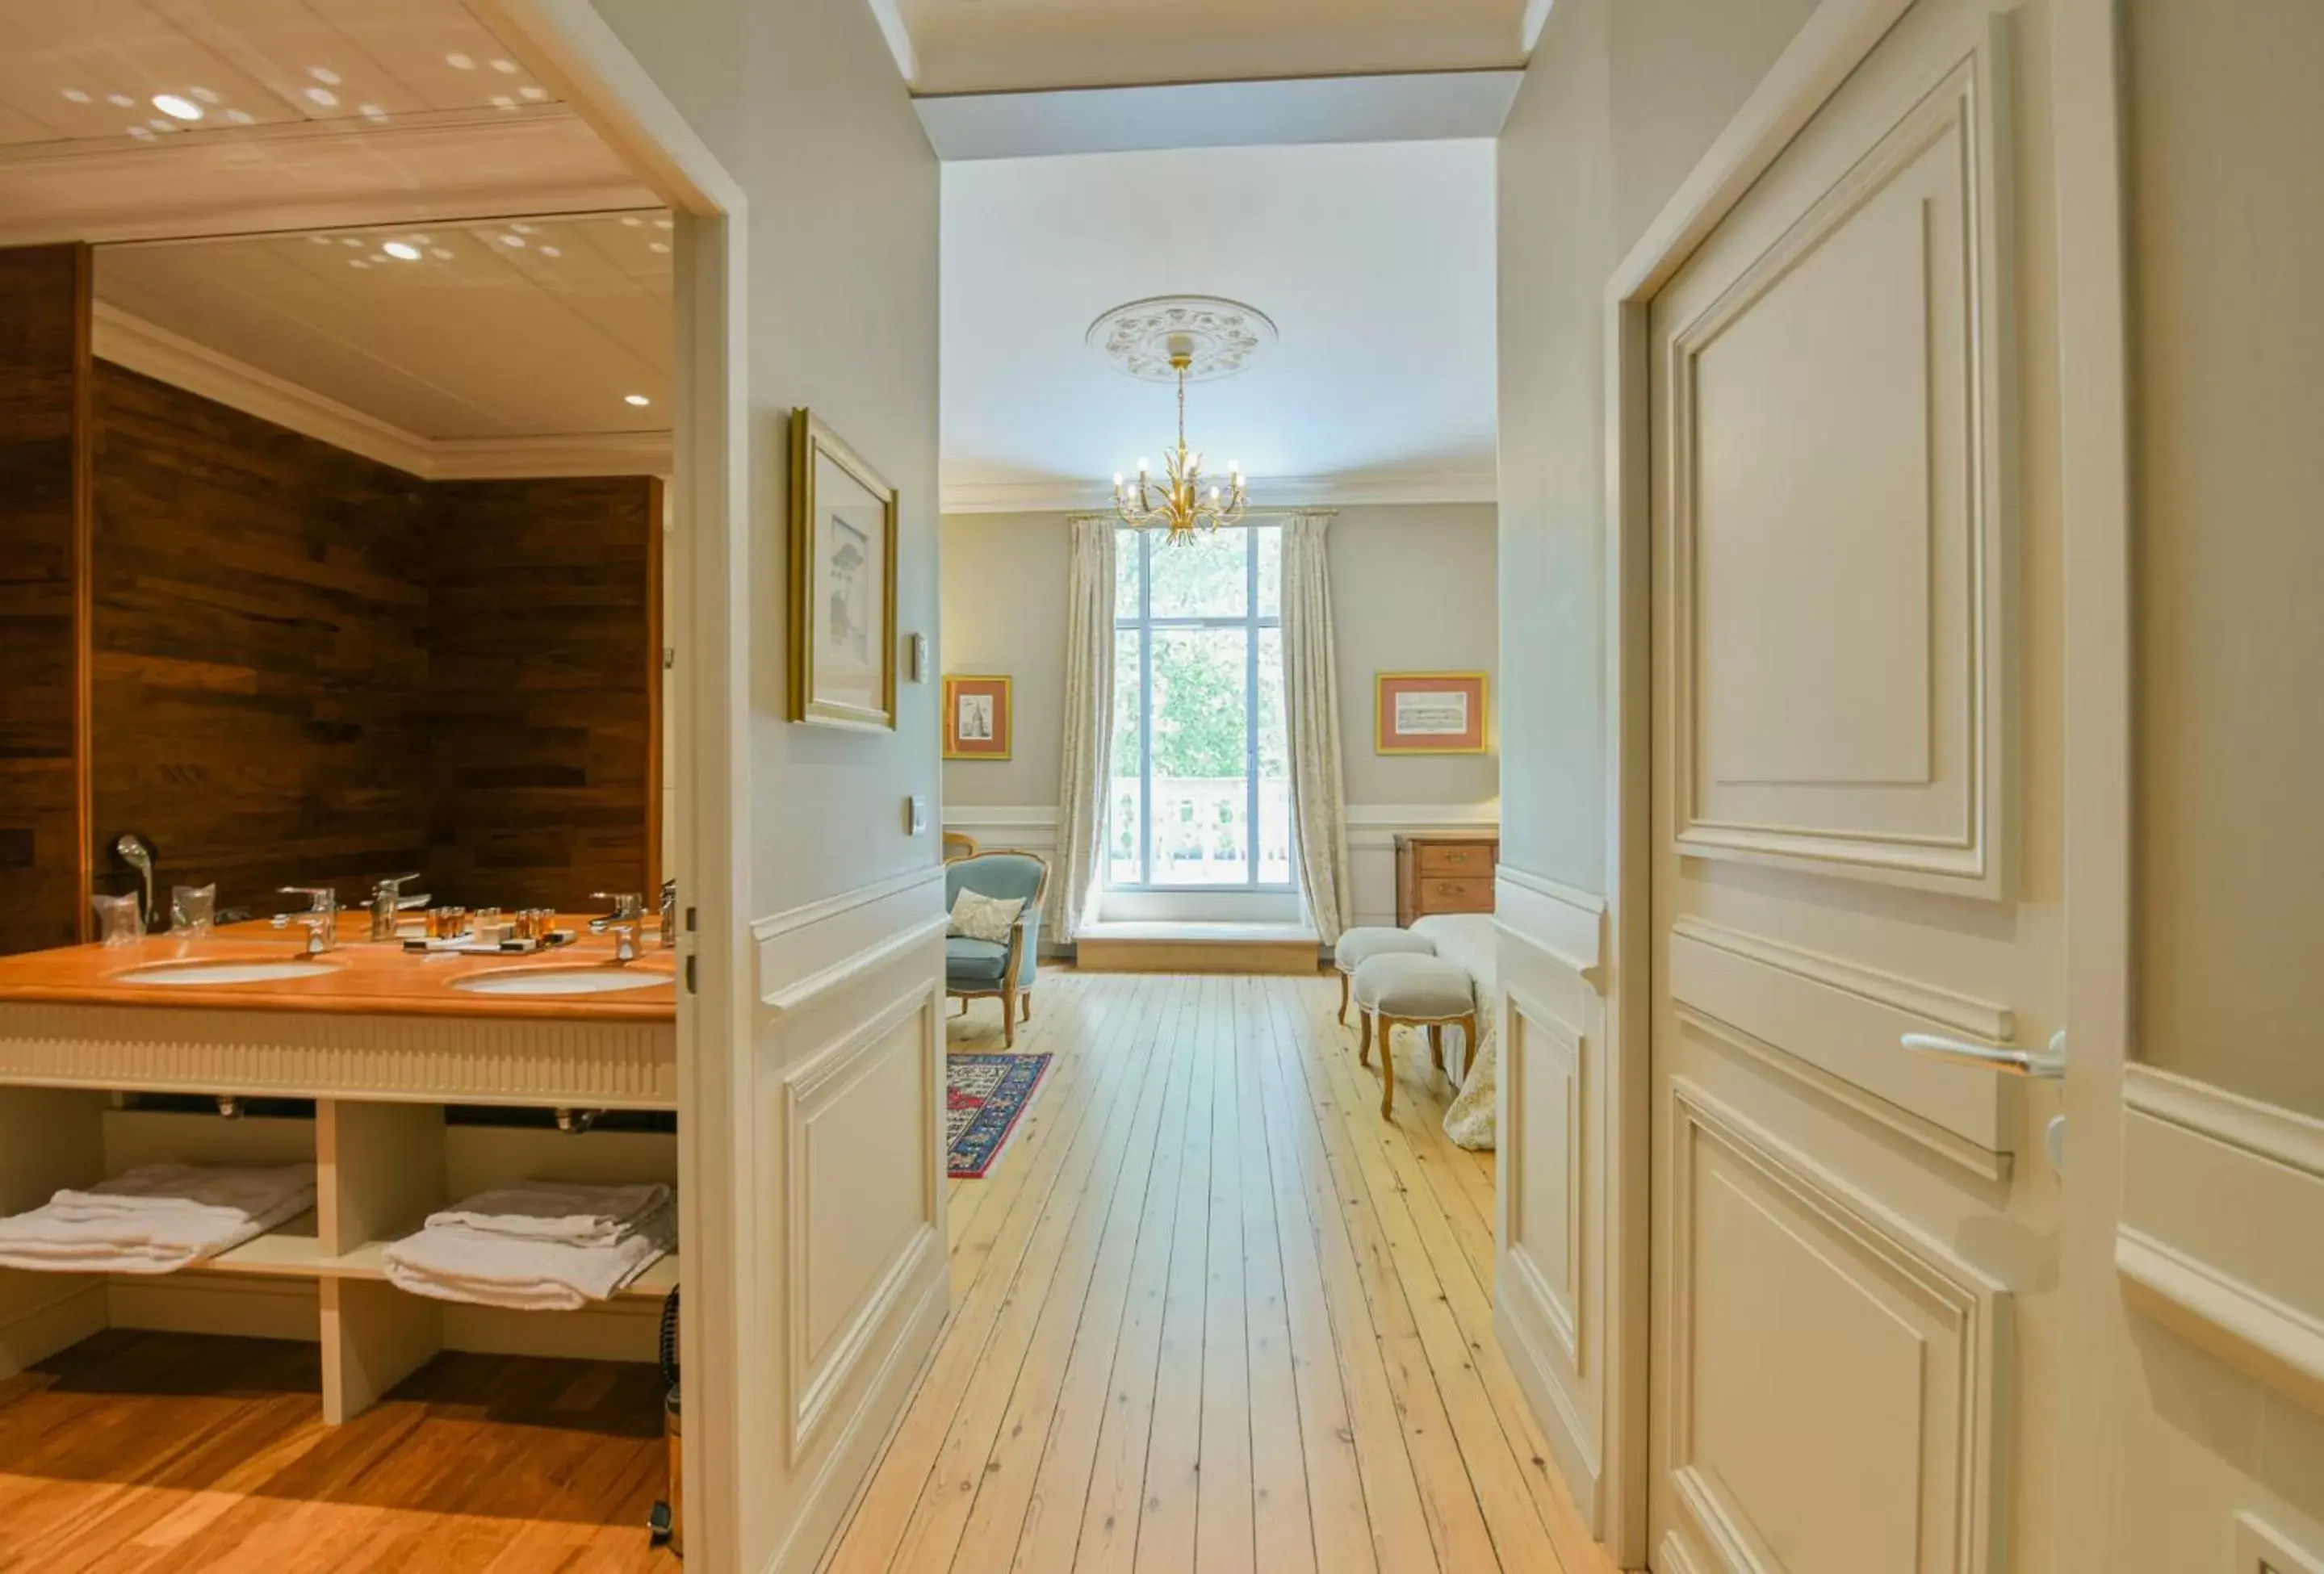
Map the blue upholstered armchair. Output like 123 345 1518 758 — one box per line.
944 852 1049 1047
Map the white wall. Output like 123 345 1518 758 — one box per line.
940 504 1498 927
578 3 944 1571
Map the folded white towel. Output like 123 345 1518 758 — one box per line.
0 1162 316 1275
422 1181 673 1248
383 1198 675 1311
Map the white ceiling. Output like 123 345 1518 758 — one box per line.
940 140 1498 511
891 0 1532 96
0 0 556 147
97 210 672 442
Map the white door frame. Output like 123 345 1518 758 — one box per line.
1591 1 1930 1562
443 4 754 1568
2046 0 2133 1568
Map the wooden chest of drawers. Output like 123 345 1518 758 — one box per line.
1394 831 1500 927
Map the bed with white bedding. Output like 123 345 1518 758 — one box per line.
1409 912 1497 1150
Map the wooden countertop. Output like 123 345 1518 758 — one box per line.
0 915 677 1023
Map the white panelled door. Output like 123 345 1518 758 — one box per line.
1644 3 2070 1572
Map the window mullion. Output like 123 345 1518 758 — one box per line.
1140 530 1154 887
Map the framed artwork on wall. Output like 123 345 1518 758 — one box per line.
943 675 1012 760
1375 671 1489 754
788 408 898 730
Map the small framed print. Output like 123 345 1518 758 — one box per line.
943 675 1012 760
789 408 898 730
1375 671 1488 754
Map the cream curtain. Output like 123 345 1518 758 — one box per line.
1280 510 1351 944
1050 515 1116 943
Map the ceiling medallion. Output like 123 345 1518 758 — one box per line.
1092 295 1270 541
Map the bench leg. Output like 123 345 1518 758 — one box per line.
1428 1023 1445 1075
1358 1008 1373 1065
1376 1017 1397 1119
1338 969 1350 1024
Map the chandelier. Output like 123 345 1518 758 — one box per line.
1112 350 1246 539
1090 295 1275 543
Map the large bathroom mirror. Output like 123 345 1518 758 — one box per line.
78 211 675 927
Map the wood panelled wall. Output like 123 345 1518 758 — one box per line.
89 363 436 921
428 478 661 912
0 245 91 955
0 256 660 955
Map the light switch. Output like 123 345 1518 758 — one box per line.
906 795 929 835
907 632 929 682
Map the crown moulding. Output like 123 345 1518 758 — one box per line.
940 469 1496 513
92 304 671 482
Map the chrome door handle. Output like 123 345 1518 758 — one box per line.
1899 1028 2066 1079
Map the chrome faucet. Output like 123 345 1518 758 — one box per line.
591 893 645 964
366 873 429 943
660 878 679 949
271 886 341 954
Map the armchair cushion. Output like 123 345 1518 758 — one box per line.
945 936 1011 985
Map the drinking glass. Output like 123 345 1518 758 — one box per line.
91 894 142 947
170 883 216 936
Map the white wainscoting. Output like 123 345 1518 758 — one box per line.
2117 1065 2324 1417
1493 864 1614 1533
941 802 1499 933
744 864 950 1572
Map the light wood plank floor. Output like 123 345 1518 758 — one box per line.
826 968 1613 1574
0 1333 674 1572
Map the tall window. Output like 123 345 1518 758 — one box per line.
1108 525 1291 889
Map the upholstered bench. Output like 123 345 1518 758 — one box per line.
1349 953 1478 1119
1332 926 1439 1024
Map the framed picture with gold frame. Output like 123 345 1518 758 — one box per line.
789 408 898 730
943 675 1011 760
1375 671 1489 754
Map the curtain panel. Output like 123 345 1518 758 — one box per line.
1281 510 1351 944
1049 515 1116 942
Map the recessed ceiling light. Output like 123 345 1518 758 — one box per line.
490 58 518 73
509 221 535 235
620 216 643 228
653 217 673 230
382 240 421 261
624 394 651 408
224 108 255 125
309 66 341 85
304 86 338 107
308 235 333 245
341 237 363 247
61 88 90 103
359 103 387 122
647 241 669 253
147 117 179 132
537 245 562 257
349 259 370 270
107 93 136 108
126 125 155 140
488 94 516 110
430 247 454 259
190 86 220 104
445 52 475 69
499 233 526 248
519 85 547 101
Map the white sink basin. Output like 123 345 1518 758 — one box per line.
114 960 340 986
451 965 669 997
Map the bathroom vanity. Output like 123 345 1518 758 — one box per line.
0 917 678 1422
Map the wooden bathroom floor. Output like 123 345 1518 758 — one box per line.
0 1333 674 1572
825 968 1614 1574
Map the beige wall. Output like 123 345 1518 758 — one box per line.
2128 0 2324 1118
1495 0 1816 891
940 504 1499 813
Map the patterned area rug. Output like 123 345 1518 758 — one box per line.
946 1053 1053 1179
